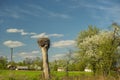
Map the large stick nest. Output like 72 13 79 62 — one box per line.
37 38 50 49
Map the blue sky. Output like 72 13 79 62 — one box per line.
0 0 120 62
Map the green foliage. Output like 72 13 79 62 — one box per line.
0 56 8 70
76 25 100 72
76 25 99 48
76 24 120 76
75 61 86 71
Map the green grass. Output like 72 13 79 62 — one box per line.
0 70 41 80
0 70 119 80
0 70 93 80
51 71 92 77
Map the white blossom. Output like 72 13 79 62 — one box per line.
79 31 113 57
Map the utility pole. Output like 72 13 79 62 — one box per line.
10 48 13 62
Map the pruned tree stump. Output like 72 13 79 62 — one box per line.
37 38 50 80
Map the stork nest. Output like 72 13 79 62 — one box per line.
37 38 50 49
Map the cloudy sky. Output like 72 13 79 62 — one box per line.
0 0 120 62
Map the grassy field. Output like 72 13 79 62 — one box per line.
0 70 41 80
0 70 119 80
0 70 92 80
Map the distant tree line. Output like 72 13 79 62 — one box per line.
0 56 42 70
0 56 8 69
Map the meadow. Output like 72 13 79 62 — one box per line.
0 70 119 80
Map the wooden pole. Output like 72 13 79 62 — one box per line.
41 47 50 80
37 38 50 80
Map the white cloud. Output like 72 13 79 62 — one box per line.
49 12 70 19
68 0 120 24
6 28 64 39
31 50 39 54
21 31 28 35
31 33 64 39
0 8 21 19
31 33 48 38
7 28 23 33
48 34 64 37
18 50 40 58
6 28 37 36
81 0 120 23
3 40 25 48
52 40 75 48
6 28 29 36
27 4 70 19
30 32 36 35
